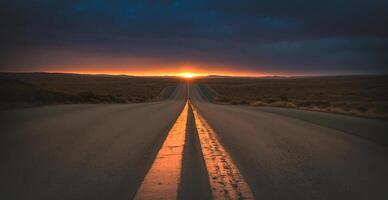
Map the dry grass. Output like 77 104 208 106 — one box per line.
197 75 388 119
0 73 180 107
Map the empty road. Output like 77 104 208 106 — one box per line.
190 84 388 200
0 85 186 199
1 83 388 199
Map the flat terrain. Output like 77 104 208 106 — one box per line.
197 75 388 119
191 84 388 199
1 81 388 200
0 73 179 107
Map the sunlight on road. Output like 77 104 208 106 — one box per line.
135 98 255 199
190 101 255 200
134 102 189 200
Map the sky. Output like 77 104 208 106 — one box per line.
0 0 387 76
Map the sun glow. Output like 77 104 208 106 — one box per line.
43 68 277 77
180 73 195 78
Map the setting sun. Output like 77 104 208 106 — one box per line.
180 73 195 78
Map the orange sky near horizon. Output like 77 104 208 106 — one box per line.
39 68 282 77
2 49 292 77
3 61 315 77
17 62 286 77
1 48 319 77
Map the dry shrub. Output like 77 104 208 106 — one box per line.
199 75 388 119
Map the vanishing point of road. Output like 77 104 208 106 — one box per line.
1 83 388 199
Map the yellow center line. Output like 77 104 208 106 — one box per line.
134 102 189 200
190 101 255 200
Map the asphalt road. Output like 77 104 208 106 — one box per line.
1 83 388 200
0 84 186 199
190 84 388 200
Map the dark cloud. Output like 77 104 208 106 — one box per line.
0 0 387 74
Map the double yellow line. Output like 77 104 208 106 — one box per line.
134 100 254 200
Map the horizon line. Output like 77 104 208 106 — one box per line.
0 71 386 78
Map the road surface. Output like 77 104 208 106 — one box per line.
190 84 388 199
0 85 186 199
1 83 388 199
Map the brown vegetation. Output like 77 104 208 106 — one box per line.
197 75 388 119
0 73 180 107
